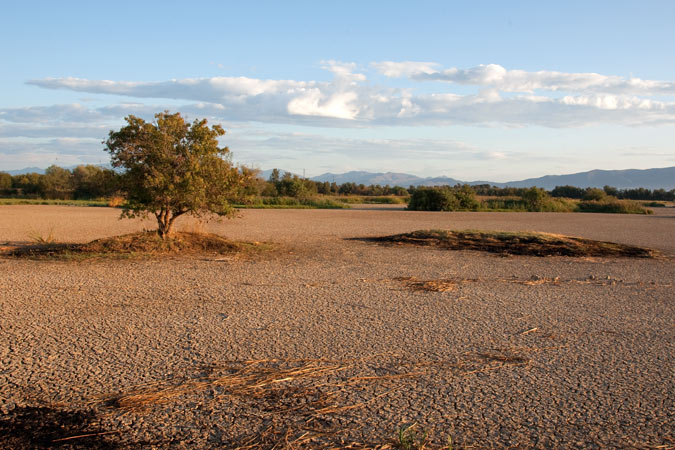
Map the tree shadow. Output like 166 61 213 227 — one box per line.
0 406 119 449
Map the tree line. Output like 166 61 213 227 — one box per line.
1 166 673 202
0 165 118 199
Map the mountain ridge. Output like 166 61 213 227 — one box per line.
310 167 675 190
5 166 674 190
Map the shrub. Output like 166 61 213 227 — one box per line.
583 188 608 201
236 196 347 209
576 199 652 214
480 198 526 211
550 185 585 199
642 201 666 208
455 184 481 210
520 187 575 212
521 187 547 211
408 185 479 211
407 187 460 211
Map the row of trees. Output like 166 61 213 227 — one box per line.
407 186 654 213
259 169 409 198
0 165 118 199
550 185 674 201
3 167 673 203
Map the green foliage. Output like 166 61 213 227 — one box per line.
518 187 572 212
550 185 586 199
407 185 479 211
334 195 408 204
521 187 549 211
0 172 11 191
642 201 667 207
105 111 243 238
480 196 575 212
236 196 348 209
72 165 118 199
603 185 619 197
395 424 438 450
480 198 527 211
583 187 608 201
408 187 458 211
33 165 74 199
576 199 652 214
455 184 480 210
0 198 108 206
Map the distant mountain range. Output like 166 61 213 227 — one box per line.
3 164 110 175
4 166 48 175
308 167 675 190
6 166 674 190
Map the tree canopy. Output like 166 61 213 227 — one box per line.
105 111 242 238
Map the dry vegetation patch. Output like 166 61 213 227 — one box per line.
365 229 657 258
393 276 478 292
85 354 536 449
392 275 670 293
4 231 270 260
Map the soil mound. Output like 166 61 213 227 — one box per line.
5 231 264 259
365 229 657 258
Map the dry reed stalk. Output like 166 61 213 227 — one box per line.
94 353 557 449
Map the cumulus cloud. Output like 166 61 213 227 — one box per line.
370 61 439 78
321 60 367 82
21 62 675 128
373 62 675 96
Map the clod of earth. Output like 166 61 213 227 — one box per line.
364 229 658 258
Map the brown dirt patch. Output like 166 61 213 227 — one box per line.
3 231 269 259
365 229 658 257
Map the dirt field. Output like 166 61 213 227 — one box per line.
1 205 673 449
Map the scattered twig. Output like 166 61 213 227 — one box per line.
521 327 539 335
51 430 119 443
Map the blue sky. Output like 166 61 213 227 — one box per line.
2 0 674 181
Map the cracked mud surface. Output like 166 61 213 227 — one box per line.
1 205 673 448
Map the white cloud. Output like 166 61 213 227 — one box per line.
287 90 360 120
19 62 675 130
321 60 367 82
29 76 312 103
374 62 675 96
370 61 439 78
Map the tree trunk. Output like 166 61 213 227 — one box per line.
156 210 173 239
156 209 184 239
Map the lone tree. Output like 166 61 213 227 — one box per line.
105 111 242 238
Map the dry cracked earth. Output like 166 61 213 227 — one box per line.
0 205 673 449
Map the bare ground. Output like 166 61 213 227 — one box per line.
0 205 673 449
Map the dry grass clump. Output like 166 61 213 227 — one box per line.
366 229 657 258
27 227 57 244
91 354 533 449
393 276 478 292
5 231 268 259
